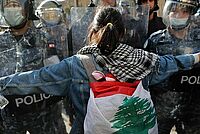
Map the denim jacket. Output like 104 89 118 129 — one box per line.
0 54 195 134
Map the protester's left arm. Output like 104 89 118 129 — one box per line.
0 57 74 96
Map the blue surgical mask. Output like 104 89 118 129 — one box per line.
3 7 25 27
169 17 189 29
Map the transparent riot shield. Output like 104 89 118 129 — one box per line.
70 6 148 54
118 5 149 48
70 7 96 54
42 24 70 60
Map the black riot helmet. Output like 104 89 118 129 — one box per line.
0 0 38 28
163 0 199 30
36 0 64 26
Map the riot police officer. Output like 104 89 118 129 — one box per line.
36 0 70 59
0 0 67 133
144 0 200 133
36 0 74 129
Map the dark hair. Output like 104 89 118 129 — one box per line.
88 7 124 55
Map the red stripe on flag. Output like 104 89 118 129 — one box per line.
90 81 140 98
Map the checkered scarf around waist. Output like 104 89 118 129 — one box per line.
77 43 159 82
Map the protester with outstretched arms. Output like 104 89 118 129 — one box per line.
0 7 200 134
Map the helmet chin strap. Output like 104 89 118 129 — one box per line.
171 22 190 30
171 26 186 31
10 19 28 30
11 20 31 36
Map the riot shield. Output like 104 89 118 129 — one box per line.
118 5 149 48
42 24 70 60
70 6 148 54
70 7 96 54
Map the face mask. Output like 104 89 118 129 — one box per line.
3 7 25 27
169 17 189 29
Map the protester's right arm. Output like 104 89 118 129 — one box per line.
148 53 200 86
0 56 76 96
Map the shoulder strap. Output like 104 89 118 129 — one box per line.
79 54 96 82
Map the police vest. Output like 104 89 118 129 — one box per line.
5 94 63 115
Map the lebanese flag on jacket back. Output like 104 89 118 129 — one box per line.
84 74 158 134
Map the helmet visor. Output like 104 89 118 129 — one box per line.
163 1 195 29
40 8 62 25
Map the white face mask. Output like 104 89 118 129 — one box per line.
3 7 25 27
169 17 189 29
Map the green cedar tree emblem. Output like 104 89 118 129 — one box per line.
110 96 156 134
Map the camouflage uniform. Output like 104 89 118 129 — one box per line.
121 15 145 48
0 27 67 134
145 25 200 134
